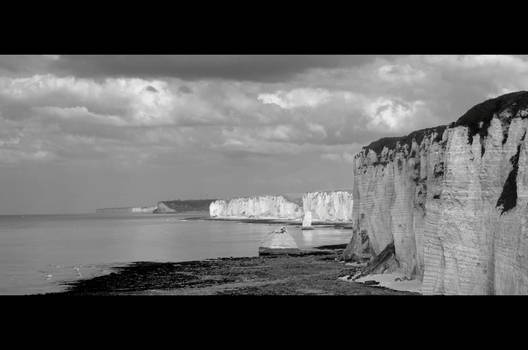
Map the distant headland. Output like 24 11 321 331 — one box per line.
96 199 216 214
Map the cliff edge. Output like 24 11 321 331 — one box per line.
344 91 528 294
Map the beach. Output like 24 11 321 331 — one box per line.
0 213 356 294
55 244 418 295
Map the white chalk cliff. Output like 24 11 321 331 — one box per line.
302 211 312 228
209 195 303 220
209 191 353 223
344 91 528 295
302 191 353 222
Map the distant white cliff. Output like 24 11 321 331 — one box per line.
302 191 353 222
96 206 157 214
209 195 303 220
210 191 353 223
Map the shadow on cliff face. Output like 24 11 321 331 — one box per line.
496 131 525 213
342 239 399 281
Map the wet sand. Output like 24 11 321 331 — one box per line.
55 245 418 295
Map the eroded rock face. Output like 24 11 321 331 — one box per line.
302 191 353 222
347 91 528 295
209 195 303 220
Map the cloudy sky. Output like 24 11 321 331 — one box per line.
1 55 528 214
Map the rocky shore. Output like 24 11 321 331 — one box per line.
55 244 417 295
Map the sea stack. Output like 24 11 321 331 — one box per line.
302 211 313 230
259 226 300 256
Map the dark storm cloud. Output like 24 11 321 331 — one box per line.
145 85 158 93
178 85 193 94
49 55 378 82
0 55 58 76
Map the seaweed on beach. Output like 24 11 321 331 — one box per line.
54 250 417 295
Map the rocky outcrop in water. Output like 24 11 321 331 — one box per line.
302 211 313 229
344 91 528 295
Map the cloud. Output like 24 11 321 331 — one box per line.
45 55 375 82
2 55 528 173
5 55 528 213
0 55 58 77
321 151 357 164
377 63 426 83
364 98 427 132
257 88 331 109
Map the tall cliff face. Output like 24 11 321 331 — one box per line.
302 191 353 222
345 91 528 295
209 195 303 220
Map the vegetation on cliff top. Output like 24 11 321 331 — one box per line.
363 125 446 155
453 91 528 145
155 199 216 213
362 91 528 156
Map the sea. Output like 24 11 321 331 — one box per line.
0 212 353 295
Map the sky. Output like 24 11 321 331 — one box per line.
1 55 528 214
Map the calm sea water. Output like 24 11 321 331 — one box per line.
0 212 352 295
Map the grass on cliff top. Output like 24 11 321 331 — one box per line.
159 199 216 212
363 125 446 155
362 91 528 155
453 91 528 146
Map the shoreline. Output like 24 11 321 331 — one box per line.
51 244 418 296
183 216 354 229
